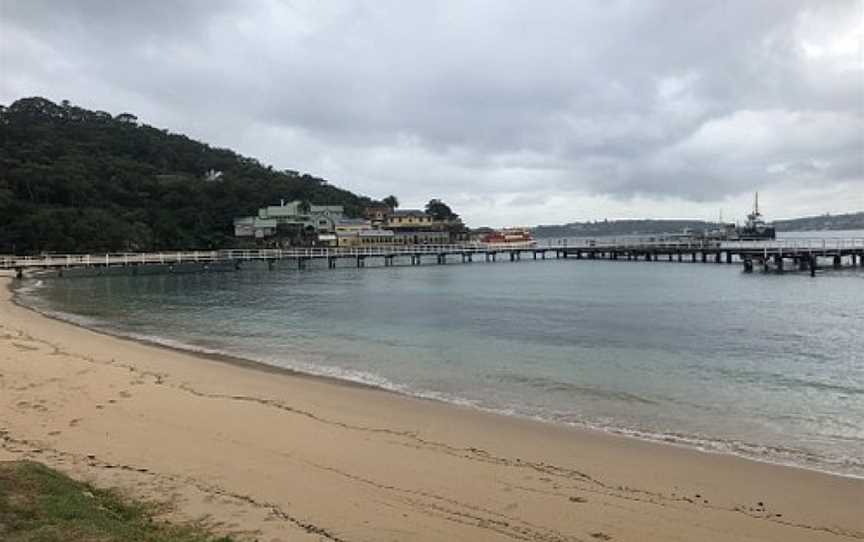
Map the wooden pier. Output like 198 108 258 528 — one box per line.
2 238 862 278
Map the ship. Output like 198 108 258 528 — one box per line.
730 192 776 241
677 193 776 244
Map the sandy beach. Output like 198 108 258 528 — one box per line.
1 274 862 542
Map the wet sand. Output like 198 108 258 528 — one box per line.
1 274 862 541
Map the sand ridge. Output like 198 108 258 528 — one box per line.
1 275 862 541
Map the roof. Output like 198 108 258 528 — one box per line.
391 209 427 217
262 205 297 217
310 205 344 213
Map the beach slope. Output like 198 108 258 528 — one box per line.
1 276 862 541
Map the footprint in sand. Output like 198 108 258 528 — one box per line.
15 400 46 412
69 418 82 427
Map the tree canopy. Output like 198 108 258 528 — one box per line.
0 97 378 254
425 198 458 220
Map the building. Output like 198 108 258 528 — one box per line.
233 216 277 239
309 205 346 232
364 205 392 227
387 209 436 229
393 230 449 244
338 228 397 247
234 200 345 243
234 200 468 247
384 209 468 243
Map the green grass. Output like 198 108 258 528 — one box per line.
0 461 235 542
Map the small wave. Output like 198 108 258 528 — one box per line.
496 372 660 405
585 425 864 479
12 279 46 296
711 365 864 397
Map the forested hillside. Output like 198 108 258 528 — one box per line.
0 97 376 254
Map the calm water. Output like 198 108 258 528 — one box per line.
16 246 864 478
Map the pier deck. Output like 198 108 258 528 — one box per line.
2 238 863 278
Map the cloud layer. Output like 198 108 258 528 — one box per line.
1 0 862 225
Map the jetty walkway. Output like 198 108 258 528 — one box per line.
2 238 863 278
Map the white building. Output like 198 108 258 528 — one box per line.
235 200 345 239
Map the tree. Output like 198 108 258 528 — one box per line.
425 198 457 220
0 97 378 254
382 195 399 210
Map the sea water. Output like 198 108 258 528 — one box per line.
16 243 864 478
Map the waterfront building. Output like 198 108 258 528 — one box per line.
233 216 277 239
235 200 467 246
387 209 435 228
385 209 468 243
364 205 392 227
234 200 345 241
338 228 397 247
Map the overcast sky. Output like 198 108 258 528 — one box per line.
1 1 862 226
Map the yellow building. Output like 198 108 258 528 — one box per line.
387 210 436 228
337 229 397 247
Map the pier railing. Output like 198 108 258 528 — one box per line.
1 244 530 269
3 238 863 270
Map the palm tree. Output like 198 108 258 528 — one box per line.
382 195 399 210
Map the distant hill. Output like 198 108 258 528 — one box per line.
0 97 377 254
533 212 864 239
532 219 721 239
773 212 864 232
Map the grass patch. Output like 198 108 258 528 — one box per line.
0 460 234 542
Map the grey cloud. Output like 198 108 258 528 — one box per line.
1 0 861 224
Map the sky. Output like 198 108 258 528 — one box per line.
1 1 862 227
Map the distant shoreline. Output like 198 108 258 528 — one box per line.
532 217 864 238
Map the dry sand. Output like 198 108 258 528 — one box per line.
1 274 862 541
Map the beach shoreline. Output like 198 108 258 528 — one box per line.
12 275 863 482
2 273 862 541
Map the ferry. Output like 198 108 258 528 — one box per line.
480 227 538 247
